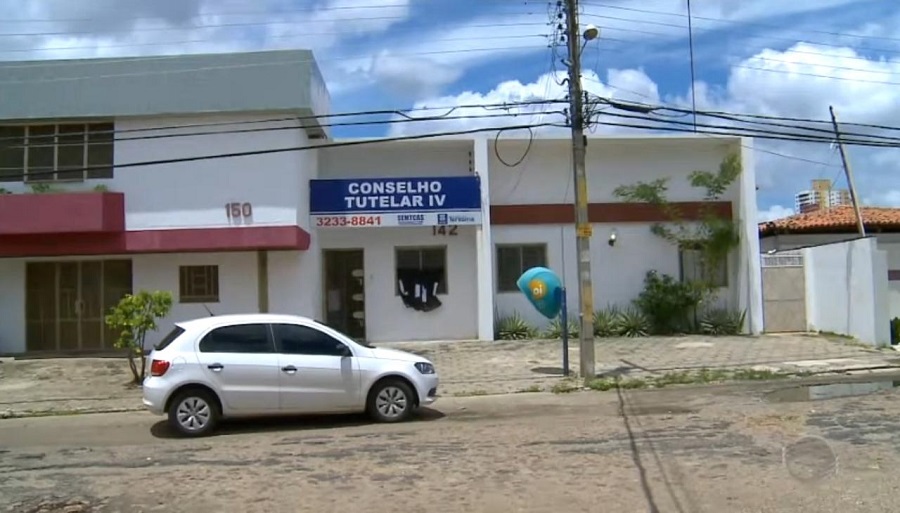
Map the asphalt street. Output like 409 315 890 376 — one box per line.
2 377 900 512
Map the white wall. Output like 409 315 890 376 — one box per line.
134 252 260 348
318 139 474 179
492 224 679 329
488 136 751 331
489 137 740 205
268 250 322 322
764 233 900 320
113 113 311 230
0 259 25 353
803 238 890 346
317 227 479 342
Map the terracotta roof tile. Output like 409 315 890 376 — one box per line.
759 206 900 236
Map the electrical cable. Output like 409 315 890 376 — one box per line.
0 98 568 145
494 126 535 167
591 96 900 145
581 0 900 45
1 121 565 182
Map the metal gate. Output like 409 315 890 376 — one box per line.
761 251 807 332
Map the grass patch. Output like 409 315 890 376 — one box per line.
452 389 489 397
577 367 795 393
551 380 581 394
514 385 544 394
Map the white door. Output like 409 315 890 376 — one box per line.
194 322 281 414
272 323 361 413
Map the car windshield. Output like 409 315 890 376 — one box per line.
314 320 374 348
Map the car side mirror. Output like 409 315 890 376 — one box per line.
339 345 352 357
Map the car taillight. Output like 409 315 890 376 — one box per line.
150 359 171 377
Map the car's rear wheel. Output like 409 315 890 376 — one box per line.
167 388 220 437
367 379 415 423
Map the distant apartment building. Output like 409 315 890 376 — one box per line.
794 179 851 213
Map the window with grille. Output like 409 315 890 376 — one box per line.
496 244 548 292
0 123 114 183
179 265 220 303
395 246 447 295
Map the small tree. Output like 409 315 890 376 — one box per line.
613 153 742 296
105 290 173 384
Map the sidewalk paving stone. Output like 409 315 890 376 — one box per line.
0 334 896 417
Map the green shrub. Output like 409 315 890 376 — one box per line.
616 307 651 337
891 317 900 345
633 270 703 335
0 188 10 194
593 305 621 337
105 290 173 384
699 308 746 335
543 317 579 339
495 312 536 340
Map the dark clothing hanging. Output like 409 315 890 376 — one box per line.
397 269 443 312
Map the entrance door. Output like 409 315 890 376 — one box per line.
323 250 365 340
25 260 133 352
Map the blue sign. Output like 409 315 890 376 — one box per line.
310 176 483 229
517 267 564 319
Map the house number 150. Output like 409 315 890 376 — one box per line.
226 202 253 219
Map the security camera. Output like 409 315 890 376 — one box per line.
608 230 617 247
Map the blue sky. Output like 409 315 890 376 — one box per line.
0 0 899 219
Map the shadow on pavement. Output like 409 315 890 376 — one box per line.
150 407 446 439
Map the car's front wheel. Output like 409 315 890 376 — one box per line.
367 379 415 423
167 388 220 437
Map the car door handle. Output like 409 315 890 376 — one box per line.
281 365 297 374
207 363 224 372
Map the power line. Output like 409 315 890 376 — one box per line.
591 109 900 148
0 98 568 144
582 0 900 45
2 121 565 182
580 10 900 57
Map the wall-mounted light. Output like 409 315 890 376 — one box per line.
608 229 618 247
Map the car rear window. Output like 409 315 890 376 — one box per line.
155 326 186 351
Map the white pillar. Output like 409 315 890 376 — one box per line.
473 137 495 341
737 137 764 334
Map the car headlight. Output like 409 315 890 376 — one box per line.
415 362 435 374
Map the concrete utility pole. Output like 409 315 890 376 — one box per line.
563 0 596 380
828 105 866 237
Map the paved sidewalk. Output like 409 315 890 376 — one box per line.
380 333 900 394
0 334 897 417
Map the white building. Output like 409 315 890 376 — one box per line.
0 50 763 354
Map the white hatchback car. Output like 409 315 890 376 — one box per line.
142 313 439 437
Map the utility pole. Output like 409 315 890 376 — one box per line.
828 106 866 236
563 0 595 380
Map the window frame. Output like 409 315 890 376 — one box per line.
495 243 548 293
179 265 221 303
271 323 353 357
394 245 448 295
197 322 276 354
678 244 728 288
0 122 115 183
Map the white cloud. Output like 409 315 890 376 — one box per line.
0 0 413 93
387 67 661 137
758 205 796 223
388 41 900 211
